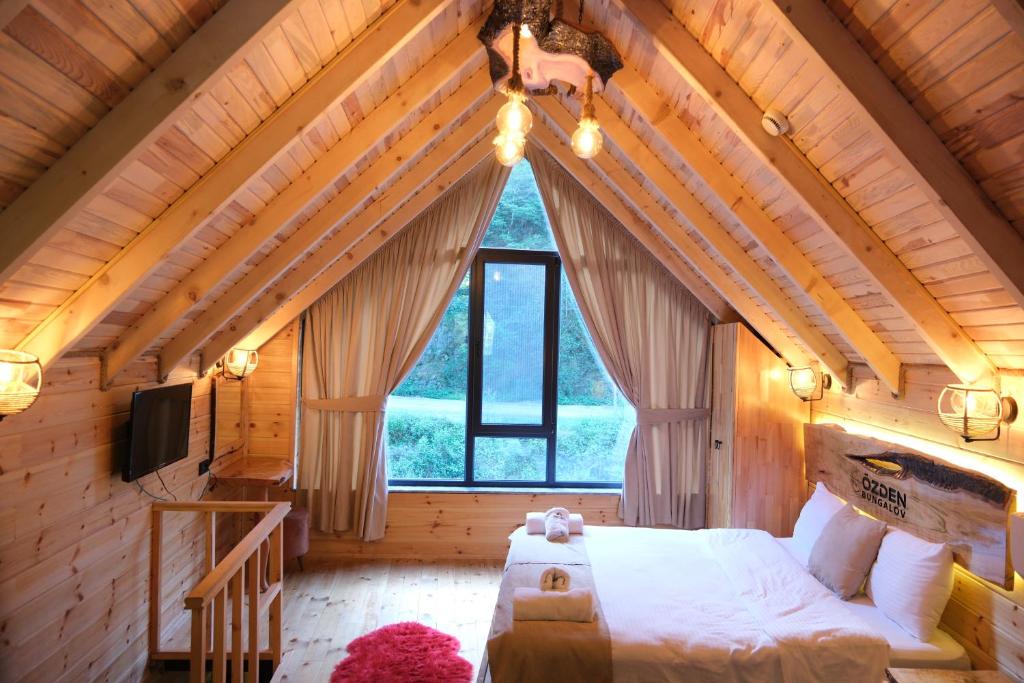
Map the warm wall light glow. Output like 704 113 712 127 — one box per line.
0 350 41 420
223 348 258 380
789 367 830 401
496 90 533 137
937 384 1016 442
493 131 525 167
814 418 1024 507
571 117 603 159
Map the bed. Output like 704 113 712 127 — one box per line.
481 424 1013 683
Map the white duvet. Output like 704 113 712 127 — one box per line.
577 525 890 683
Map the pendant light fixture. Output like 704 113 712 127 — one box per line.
479 0 623 166
570 75 603 159
493 16 529 167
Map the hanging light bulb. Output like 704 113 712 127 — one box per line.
496 89 533 137
493 131 525 167
572 74 604 159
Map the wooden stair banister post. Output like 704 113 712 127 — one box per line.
149 501 289 680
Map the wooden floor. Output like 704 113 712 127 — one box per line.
151 559 503 682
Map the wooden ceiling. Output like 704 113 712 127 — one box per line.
0 0 1021 396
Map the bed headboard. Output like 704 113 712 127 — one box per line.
804 423 1015 588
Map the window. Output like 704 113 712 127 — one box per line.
387 161 634 487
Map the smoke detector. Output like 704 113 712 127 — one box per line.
761 108 790 137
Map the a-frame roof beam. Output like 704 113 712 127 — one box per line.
767 0 1024 313
537 96 848 384
532 114 811 368
239 109 741 356
609 66 900 393
617 0 998 387
15 0 456 371
0 0 299 283
164 80 497 377
103 19 488 386
201 115 502 368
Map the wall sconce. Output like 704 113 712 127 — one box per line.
221 348 258 380
937 384 1017 442
0 350 42 421
789 367 831 402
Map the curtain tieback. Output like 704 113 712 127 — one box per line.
635 407 710 425
303 395 388 412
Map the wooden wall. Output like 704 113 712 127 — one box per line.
708 323 809 536
811 364 1024 680
308 491 623 561
0 356 213 683
245 319 299 462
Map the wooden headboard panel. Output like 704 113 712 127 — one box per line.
804 423 1015 588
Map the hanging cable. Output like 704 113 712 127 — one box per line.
136 478 170 502
153 466 178 505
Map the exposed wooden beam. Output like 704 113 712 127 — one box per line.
0 0 298 284
609 66 900 393
615 0 998 386
166 88 499 378
203 120 501 368
537 97 847 382
767 0 1024 313
102 23 488 387
14 0 456 371
531 115 810 368
0 1 30 29
991 0 1024 42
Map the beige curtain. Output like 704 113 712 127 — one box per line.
529 147 712 529
298 161 509 541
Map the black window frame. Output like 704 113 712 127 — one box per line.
389 247 621 489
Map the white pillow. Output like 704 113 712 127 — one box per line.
867 527 953 641
790 482 846 566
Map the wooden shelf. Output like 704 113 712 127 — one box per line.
212 457 292 489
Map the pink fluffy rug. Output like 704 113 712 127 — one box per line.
330 622 474 683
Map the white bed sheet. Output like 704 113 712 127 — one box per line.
774 537 969 670
575 525 889 683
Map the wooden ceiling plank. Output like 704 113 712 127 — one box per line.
538 96 848 383
161 80 496 378
767 0 1024 314
0 0 299 284
989 0 1024 42
14 0 455 371
201 113 502 369
617 0 998 386
531 115 809 368
610 65 900 392
102 21 487 387
0 1 30 30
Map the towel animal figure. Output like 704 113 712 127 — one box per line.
525 511 584 535
544 507 570 543
512 587 595 622
540 566 571 592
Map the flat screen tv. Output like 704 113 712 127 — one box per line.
122 382 193 482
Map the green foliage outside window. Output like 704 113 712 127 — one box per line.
386 160 634 484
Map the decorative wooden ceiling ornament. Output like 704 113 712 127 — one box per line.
804 423 1015 588
478 0 622 166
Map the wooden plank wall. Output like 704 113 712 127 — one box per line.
708 323 809 536
0 356 214 683
811 365 1024 680
246 319 299 461
308 491 623 561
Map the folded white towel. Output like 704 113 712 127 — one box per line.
539 566 571 592
544 507 570 542
526 511 584 534
512 587 595 622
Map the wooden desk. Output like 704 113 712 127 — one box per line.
212 456 292 496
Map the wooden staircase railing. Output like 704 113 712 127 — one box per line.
150 501 291 682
